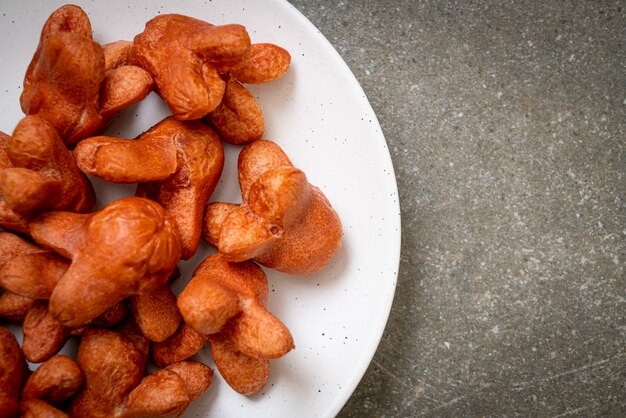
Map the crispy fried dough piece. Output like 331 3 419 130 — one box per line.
29 197 182 327
0 232 43 317
74 135 177 183
203 140 342 274
0 116 95 220
0 231 41 264
119 361 213 417
119 370 190 418
204 43 291 144
76 118 224 259
115 316 151 373
132 14 250 119
151 323 208 368
178 255 291 394
178 255 264 333
0 168 61 216
22 354 84 404
20 399 69 418
71 331 211 418
100 66 153 116
0 291 36 321
201 202 238 246
22 302 70 363
103 40 134 71
91 301 129 328
202 43 289 145
230 43 291 84
128 372 190 417
178 254 293 358
0 131 29 233
28 212 86 260
177 271 240 336
0 202 28 233
164 361 213 401
0 252 68 300
134 120 224 259
209 333 269 395
21 15 105 144
38 4 92 39
21 6 152 146
204 80 264 145
0 326 28 417
223 301 294 360
130 284 180 343
69 329 144 418
68 302 129 338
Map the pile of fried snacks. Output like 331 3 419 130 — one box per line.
0 5 342 417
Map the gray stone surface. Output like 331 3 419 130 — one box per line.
288 1 625 416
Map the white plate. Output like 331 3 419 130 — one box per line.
0 1 400 417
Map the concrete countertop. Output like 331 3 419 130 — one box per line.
288 1 625 416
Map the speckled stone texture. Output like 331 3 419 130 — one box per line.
288 1 625 416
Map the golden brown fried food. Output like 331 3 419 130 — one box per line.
0 131 28 233
70 328 212 417
22 302 70 363
0 231 67 302
130 284 181 343
151 323 208 368
114 316 151 373
0 233 68 301
21 5 152 146
91 301 129 328
0 326 28 418
120 369 190 417
134 121 223 260
0 6 329 410
22 354 84 404
209 333 269 396
103 40 134 72
23 31 101 144
75 117 224 259
178 254 293 357
69 329 144 418
0 233 42 319
29 197 182 327
20 399 69 418
20 5 103 144
0 231 40 263
132 14 250 119
119 361 212 418
178 254 292 394
202 43 290 145
99 65 153 117
230 43 291 84
204 80 264 145
164 361 214 401
0 291 36 322
0 116 95 219
0 252 66 300
203 140 342 274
